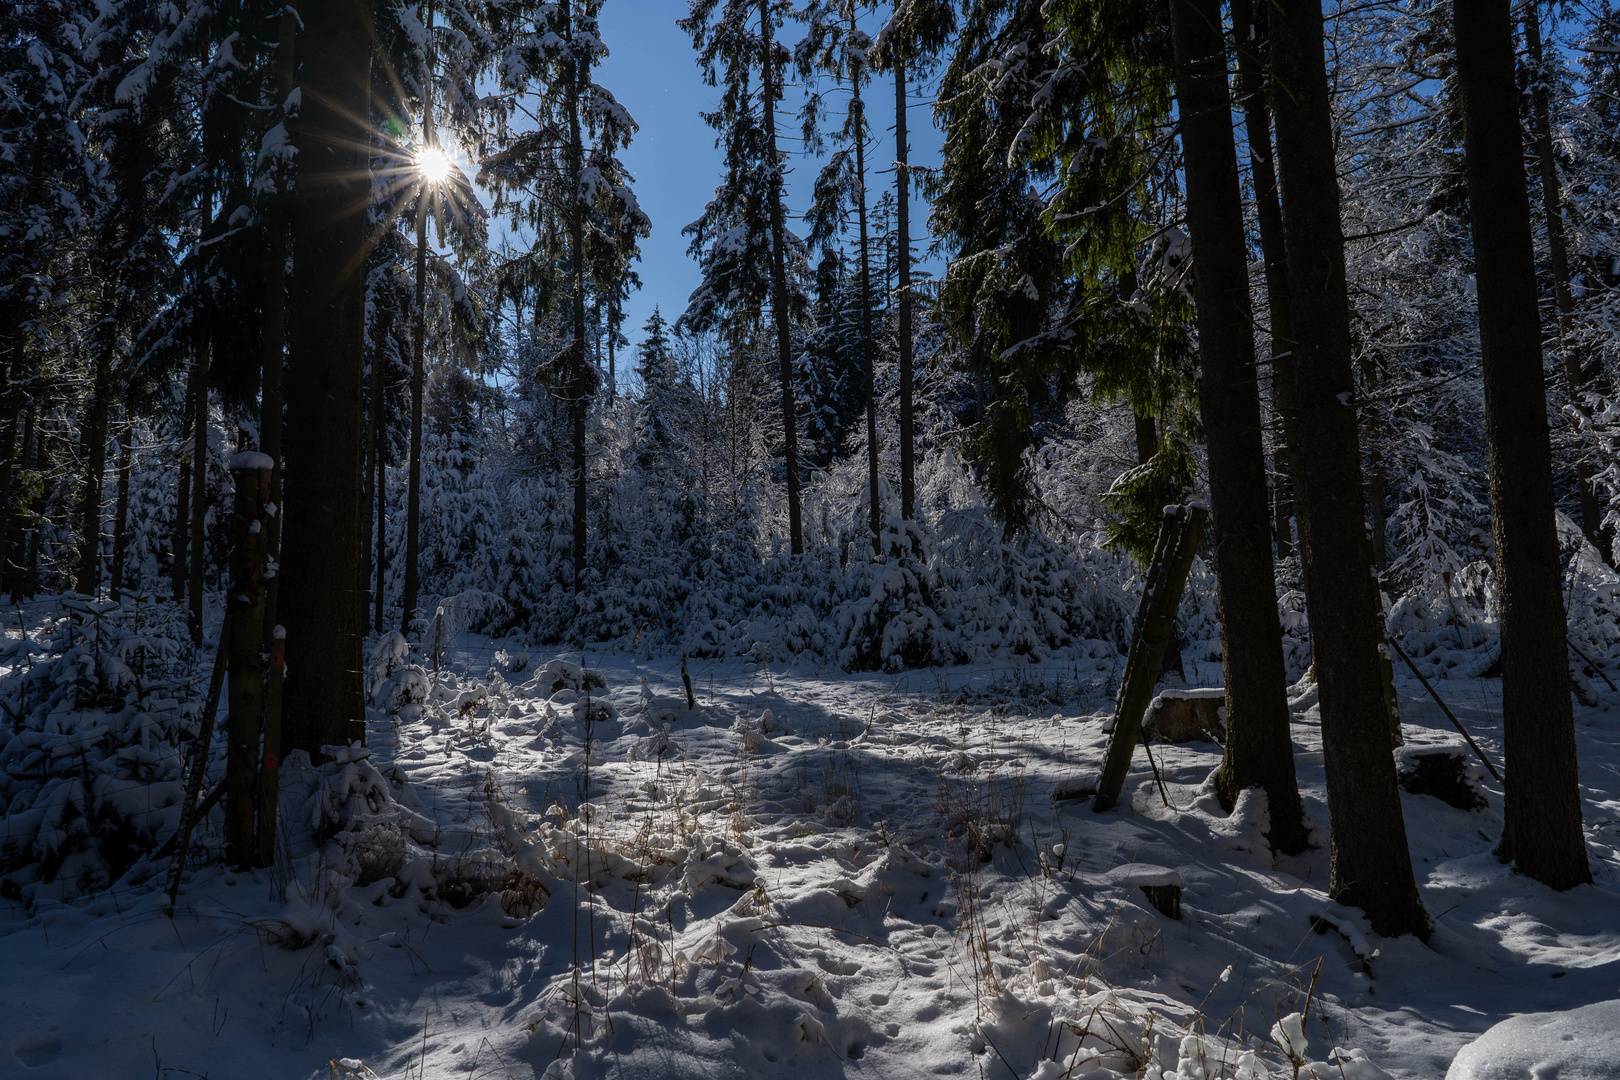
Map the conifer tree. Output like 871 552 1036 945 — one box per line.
1168 0 1305 853
874 0 952 524
800 1 881 549
1269 0 1427 937
486 0 644 594
681 0 807 554
1451 0 1591 890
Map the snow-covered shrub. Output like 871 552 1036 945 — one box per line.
0 599 197 905
837 517 960 672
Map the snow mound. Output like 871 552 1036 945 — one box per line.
1446 1000 1620 1080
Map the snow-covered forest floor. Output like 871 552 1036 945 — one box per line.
3 599 1617 1080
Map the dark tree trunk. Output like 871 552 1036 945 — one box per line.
568 0 589 592
173 452 190 605
225 461 271 868
1232 0 1297 564
1524 5 1602 551
1133 411 1158 468
360 350 375 628
895 55 915 523
75 289 115 596
1269 0 1427 937
1453 0 1591 890
260 1 297 641
374 311 389 632
280 0 370 756
111 432 131 601
1169 0 1306 854
1361 355 1388 574
402 190 428 626
189 324 208 643
761 0 803 554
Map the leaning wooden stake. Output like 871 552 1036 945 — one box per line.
164 621 232 916
1385 636 1503 783
225 453 273 869
1093 503 1209 813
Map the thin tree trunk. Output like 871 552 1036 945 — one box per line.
607 296 618 402
1232 0 1297 564
1269 0 1427 937
895 55 914 523
0 333 20 593
190 144 213 642
75 285 116 595
568 0 589 592
852 17 880 555
1524 5 1602 550
402 170 429 627
1361 355 1387 574
173 450 190 605
1453 0 1591 890
261 1 297 641
360 348 375 629
402 5 434 628
5 404 36 601
374 316 389 632
190 333 207 642
1169 0 1306 854
761 0 803 555
111 431 131 601
280 0 371 755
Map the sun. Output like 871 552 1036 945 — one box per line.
416 145 452 184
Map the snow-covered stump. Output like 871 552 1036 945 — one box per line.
1144 688 1226 743
226 452 274 869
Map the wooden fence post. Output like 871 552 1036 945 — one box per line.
1092 503 1209 813
225 452 273 869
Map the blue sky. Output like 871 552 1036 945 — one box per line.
593 0 945 347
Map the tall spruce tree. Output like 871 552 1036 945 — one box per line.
1269 0 1427 937
800 0 882 550
1451 0 1592 890
485 0 644 595
681 0 807 554
1168 0 1306 853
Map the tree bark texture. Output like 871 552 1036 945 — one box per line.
1269 0 1427 937
280 0 370 756
1169 0 1306 854
260 1 297 642
1452 0 1591 890
226 461 271 868
111 434 131 601
172 453 190 605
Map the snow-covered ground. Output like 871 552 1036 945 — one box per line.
4 626 1618 1079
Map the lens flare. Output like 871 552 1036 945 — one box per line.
416 145 452 184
